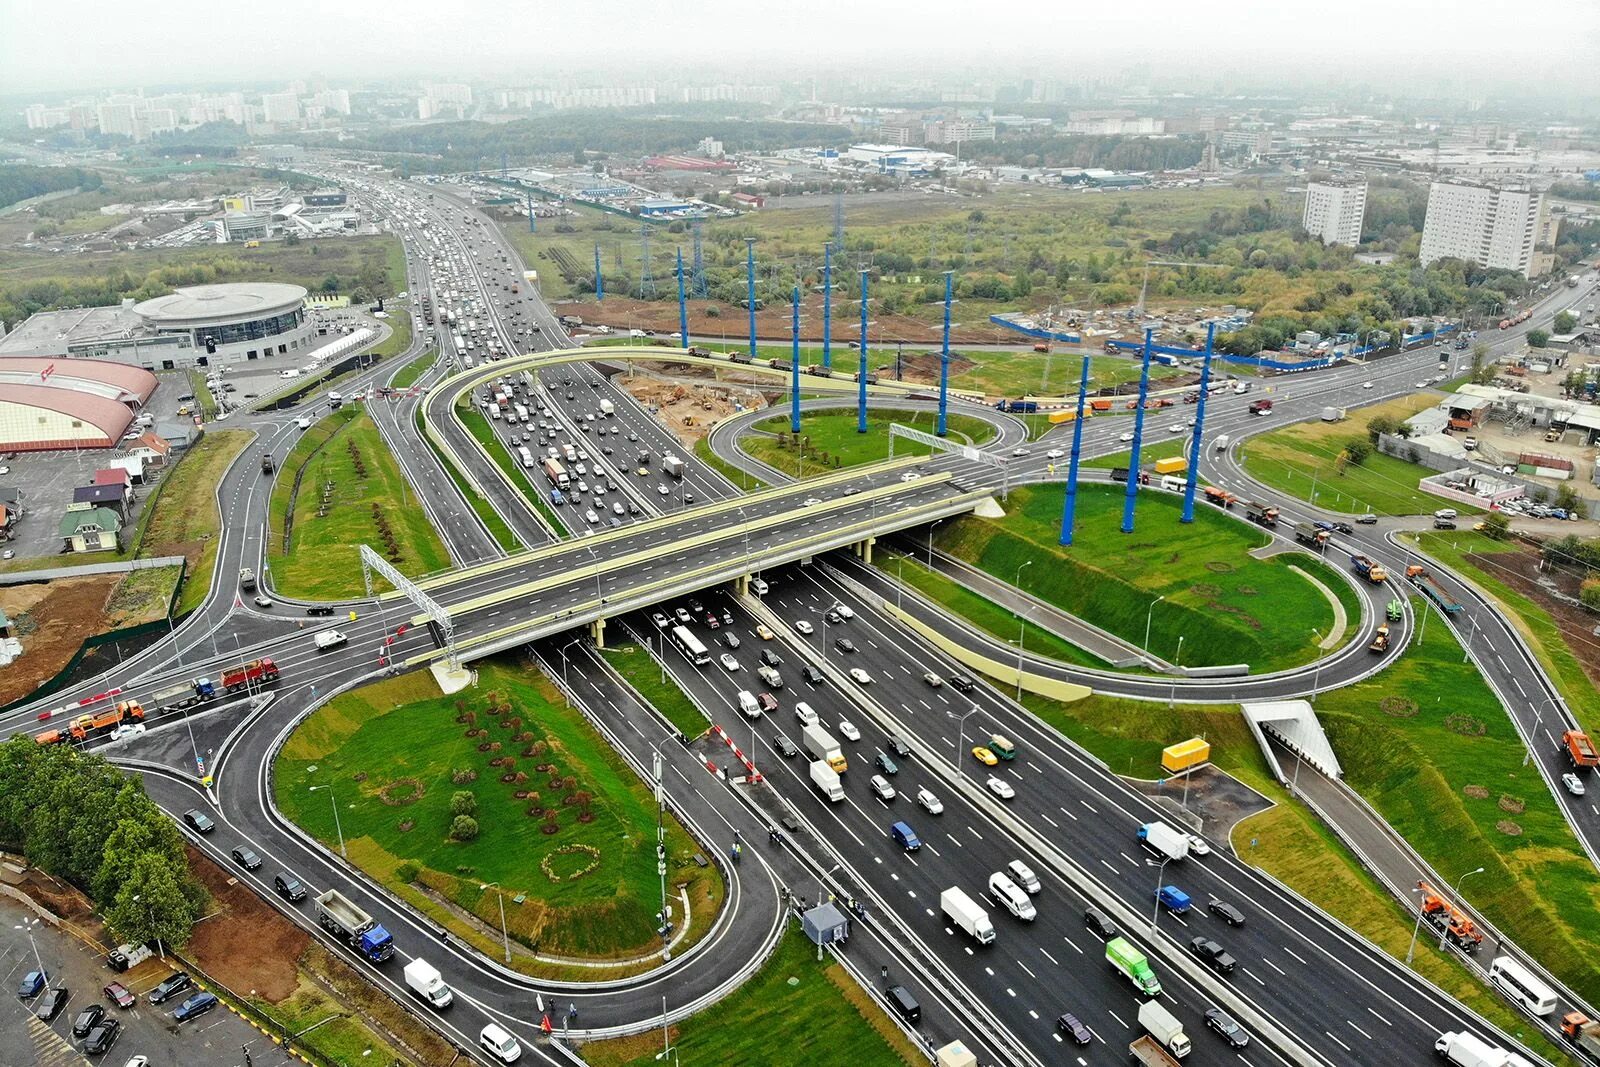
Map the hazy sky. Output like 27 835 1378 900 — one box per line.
3 0 1599 93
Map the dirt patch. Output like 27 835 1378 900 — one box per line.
1498 794 1526 814
616 373 766 448
1381 696 1420 719
1465 541 1600 691
185 845 307 1003
1496 819 1523 836
0 574 124 705
1464 784 1490 799
1444 713 1487 736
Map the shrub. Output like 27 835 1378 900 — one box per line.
450 791 477 817
396 861 421 882
449 815 479 841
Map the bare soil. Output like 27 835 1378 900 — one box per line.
1467 539 1600 690
554 294 1017 344
616 373 769 448
0 575 123 705
185 845 307 1003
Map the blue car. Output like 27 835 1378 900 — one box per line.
173 991 218 1022
17 970 48 999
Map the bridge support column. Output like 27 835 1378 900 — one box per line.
732 574 750 597
590 617 607 649
860 535 876 564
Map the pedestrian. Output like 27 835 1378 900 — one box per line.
569 1003 578 1021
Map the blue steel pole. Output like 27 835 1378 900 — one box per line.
1181 323 1216 523
822 242 833 370
676 249 689 349
528 195 536 233
857 270 869 433
1121 329 1155 535
594 245 603 302
791 286 802 434
938 270 953 436
746 239 758 359
1060 356 1091 545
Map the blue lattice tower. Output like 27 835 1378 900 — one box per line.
833 190 845 252
691 220 709 299
638 225 657 299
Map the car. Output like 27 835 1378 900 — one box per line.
834 638 856 654
651 612 670 630
719 653 741 672
1118 432 1134 443
760 649 782 668
795 620 814 635
986 775 1016 800
801 664 825 684
774 734 800 758
147 972 191 1004
886 735 911 759
948 675 976 693
1186 834 1212 856
825 609 843 625
1011 447 1030 457
1362 381 1374 389
848 667 872 684
921 671 943 688
657 484 670 495
1167 423 1185 433
1007 859 1041 894
723 632 741 649
231 846 262 870
1416 380 1430 388
869 774 897 801
874 751 899 775
1205 1007 1250 1049
899 472 922 482
704 613 721 629
584 509 600 525
109 723 145 742
1208 899 1246 926
1189 937 1237 974
756 624 775 640
801 497 822 507
972 746 998 766
103 981 134 1009
1356 513 1379 524
838 720 861 741
273 872 307 902
1563 773 1586 796
1083 907 1118 940
73 1003 107 1038
1057 1012 1093 1045
673 607 692 624
182 809 214 834
480 1021 523 1062
833 603 855 619
173 991 219 1022
1045 448 1065 459
35 986 69 1021
83 1019 121 1055
1331 521 1354 534
757 692 779 714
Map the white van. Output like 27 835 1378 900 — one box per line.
751 578 769 595
1159 475 1185 492
988 871 1037 921
479 1022 522 1062
737 690 762 719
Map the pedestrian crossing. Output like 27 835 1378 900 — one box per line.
25 1014 85 1065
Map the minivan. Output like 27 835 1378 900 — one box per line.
737 691 761 719
988 871 1037 921
886 984 921 1025
479 1022 523 1062
890 821 921 851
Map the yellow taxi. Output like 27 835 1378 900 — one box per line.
971 746 999 766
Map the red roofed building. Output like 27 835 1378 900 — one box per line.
0 383 136 452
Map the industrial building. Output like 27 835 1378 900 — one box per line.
1301 181 1367 247
0 357 157 452
843 145 956 176
1419 181 1546 278
0 282 314 369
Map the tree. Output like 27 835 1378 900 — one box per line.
1481 512 1512 541
1366 414 1399 444
1555 484 1582 514
450 815 479 841
450 790 477 817
1342 439 1373 466
1554 311 1577 334
1582 578 1600 612
1527 329 1550 348
104 852 207 951
94 814 188 905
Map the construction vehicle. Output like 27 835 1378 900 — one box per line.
802 724 847 773
1369 624 1391 654
806 365 834 377
34 728 70 746
1129 1036 1183 1067
1560 1013 1600 1056
1348 555 1387 583
315 889 394 963
1244 501 1278 527
260 453 274 475
1294 522 1329 549
1559 730 1600 769
151 678 216 710
1032 341 1051 353
1406 565 1463 614
1418 881 1484 953
220 658 279 692
70 701 144 742
1203 486 1236 508
1386 600 1403 622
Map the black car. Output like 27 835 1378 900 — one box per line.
1056 1012 1092 1045
800 664 824 685
886 735 912 759
834 638 856 654
83 1018 120 1055
72 1003 106 1039
231 846 262 870
874 751 899 775
760 649 783 668
147 972 191 1004
306 605 336 616
173 991 219 1022
35 986 69 1022
1083 907 1118 940
773 735 800 759
182 809 214 834
1205 1008 1250 1049
1208 899 1245 927
948 675 976 694
274 872 307 902
1189 937 1237 975
1331 521 1354 535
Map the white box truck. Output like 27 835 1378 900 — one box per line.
935 1042 979 1067
809 760 844 802
1138 1000 1191 1058
1136 821 1190 861
404 958 453 1008
737 690 762 719
599 398 615 416
801 724 847 772
1435 1032 1517 1067
940 886 996 945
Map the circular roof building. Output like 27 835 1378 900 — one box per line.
129 283 314 366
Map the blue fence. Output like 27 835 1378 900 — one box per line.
988 315 1081 345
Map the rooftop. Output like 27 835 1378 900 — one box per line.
0 305 142 356
133 282 307 324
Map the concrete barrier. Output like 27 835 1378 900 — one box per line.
878 601 1093 703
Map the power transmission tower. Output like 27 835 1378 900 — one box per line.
833 190 845 251
691 219 709 299
639 225 657 299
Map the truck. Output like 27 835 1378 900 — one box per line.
1418 880 1484 952
662 454 685 479
934 1041 979 1067
1435 1031 1516 1067
1138 1000 1192 1058
315 889 394 963
940 886 996 945
1244 500 1278 527
260 452 275 475
1129 1035 1183 1067
1152 457 1187 476
995 399 1039 413
1293 522 1329 549
1156 885 1191 914
1560 730 1599 769
1369 624 1391 654
1249 399 1273 415
1560 1013 1600 1057
70 701 144 741
1137 821 1190 861
1321 406 1346 422
541 457 569 489
599 398 615 416
1203 486 1236 508
151 678 216 710
221 658 279 692
802 724 847 773
239 568 257 591
1406 565 1463 614
809 760 844 802
1348 554 1387 583
1106 937 1162 996
403 958 453 1008
562 443 578 463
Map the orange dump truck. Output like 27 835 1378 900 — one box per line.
1560 730 1599 769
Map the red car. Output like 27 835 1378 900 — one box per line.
103 981 135 1009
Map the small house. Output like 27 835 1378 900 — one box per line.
59 507 123 553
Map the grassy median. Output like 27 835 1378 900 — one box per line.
740 408 994 479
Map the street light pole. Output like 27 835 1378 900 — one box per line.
951 706 980 782
309 784 346 858
1143 595 1165 651
1147 856 1172 933
480 882 511 963
1013 560 1034 612
1404 885 1428 965
13 918 46 975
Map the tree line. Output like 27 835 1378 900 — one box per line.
0 164 103 210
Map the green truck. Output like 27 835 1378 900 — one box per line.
1106 936 1162 997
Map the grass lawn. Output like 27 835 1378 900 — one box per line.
275 662 724 964
694 436 767 491
741 408 994 479
602 644 710 738
1084 437 1190 471
1413 531 1600 732
368 308 412 358
268 410 451 599
390 348 435 390
1238 395 1472 517
936 483 1343 671
139 429 252 615
580 928 917 1067
187 369 218 418
874 548 1113 671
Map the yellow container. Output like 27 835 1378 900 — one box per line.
1161 737 1210 773
1152 457 1189 475
1048 409 1079 424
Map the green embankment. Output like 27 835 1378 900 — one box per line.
739 408 995 480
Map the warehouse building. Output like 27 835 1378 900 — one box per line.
0 282 314 369
0 357 157 452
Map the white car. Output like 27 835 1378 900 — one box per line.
1045 448 1064 459
1011 447 1030 457
986 775 1016 800
900 472 922 482
1186 834 1212 856
795 620 814 635
916 787 944 815
832 604 855 619
1167 423 1184 433
1563 773 1586 796
1416 381 1430 388
801 497 822 507
838 719 861 741
1361 382 1374 389
658 484 671 496
584 509 600 525
110 723 146 742
720 654 741 672
794 702 818 727
869 774 897 801
848 667 872 685
1118 432 1134 443
0 465 8 475
253 594 273 609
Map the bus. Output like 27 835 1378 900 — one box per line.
452 333 465 352
1489 956 1556 1016
669 625 711 666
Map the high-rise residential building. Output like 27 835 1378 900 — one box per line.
96 102 137 138
311 89 351 115
1419 181 1545 278
262 92 300 125
1301 181 1367 247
